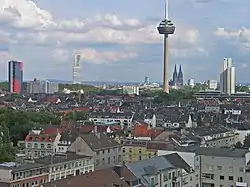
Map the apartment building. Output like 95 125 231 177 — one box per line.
126 153 194 187
0 153 94 187
36 153 94 182
194 148 249 187
159 147 250 187
40 165 143 187
0 162 49 187
24 128 62 159
89 112 134 127
67 132 122 169
121 138 170 163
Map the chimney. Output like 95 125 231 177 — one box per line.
114 165 124 179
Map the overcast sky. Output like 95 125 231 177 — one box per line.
0 0 250 82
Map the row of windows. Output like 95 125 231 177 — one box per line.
198 165 244 173
51 160 91 171
13 178 47 187
96 155 122 166
27 143 52 149
96 147 120 155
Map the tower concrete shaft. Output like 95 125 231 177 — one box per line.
163 34 169 93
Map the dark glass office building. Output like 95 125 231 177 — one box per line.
8 61 23 93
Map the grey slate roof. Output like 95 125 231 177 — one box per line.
195 147 248 158
35 153 90 165
126 156 175 186
164 153 192 173
80 132 120 151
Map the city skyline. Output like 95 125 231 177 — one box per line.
0 0 250 82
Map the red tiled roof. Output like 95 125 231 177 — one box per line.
25 134 56 142
43 167 130 187
134 124 164 138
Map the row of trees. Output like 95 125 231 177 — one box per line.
59 84 101 93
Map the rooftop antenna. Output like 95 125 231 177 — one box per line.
165 0 169 20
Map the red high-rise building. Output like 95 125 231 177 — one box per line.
8 61 24 94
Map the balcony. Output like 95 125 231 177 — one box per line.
236 182 247 187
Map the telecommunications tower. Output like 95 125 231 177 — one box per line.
157 0 175 93
72 54 81 84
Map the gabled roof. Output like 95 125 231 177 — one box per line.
164 153 192 173
80 132 120 151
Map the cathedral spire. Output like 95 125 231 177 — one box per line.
177 64 183 86
172 64 178 85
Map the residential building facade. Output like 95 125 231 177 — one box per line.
67 132 122 169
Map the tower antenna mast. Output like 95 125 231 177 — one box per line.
165 0 169 20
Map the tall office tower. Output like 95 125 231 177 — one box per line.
220 58 236 95
177 64 184 86
8 61 23 94
157 0 175 93
172 64 178 85
72 54 81 84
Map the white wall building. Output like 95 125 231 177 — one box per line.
208 80 218 90
220 58 236 95
27 79 59 94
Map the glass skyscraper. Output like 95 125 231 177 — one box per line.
8 61 24 94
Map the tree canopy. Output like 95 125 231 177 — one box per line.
153 89 195 103
64 111 88 121
0 108 61 146
0 121 16 162
59 84 101 93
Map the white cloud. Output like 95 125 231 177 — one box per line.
52 49 69 62
0 50 10 64
214 28 240 38
214 27 250 51
77 48 138 64
0 0 200 46
0 0 205 69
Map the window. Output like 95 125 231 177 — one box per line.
207 165 214 170
239 167 244 172
96 159 100 166
123 148 126 153
150 177 155 186
139 156 142 160
28 143 32 148
220 176 224 180
108 149 110 153
229 176 233 181
217 166 222 170
129 148 132 153
108 157 110 164
228 167 233 173
47 144 51 149
41 144 44 149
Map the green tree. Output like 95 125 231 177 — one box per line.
64 111 87 121
153 89 195 103
59 84 101 93
0 108 61 145
0 121 16 162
